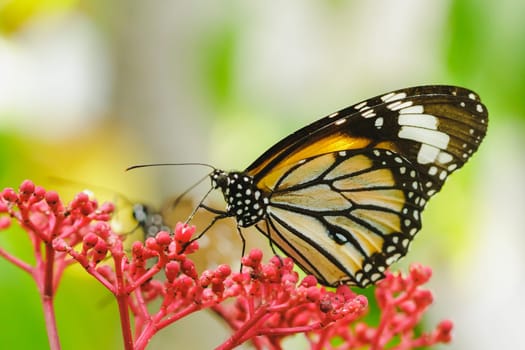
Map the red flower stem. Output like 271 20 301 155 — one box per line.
126 264 162 291
52 255 70 292
217 304 271 350
256 323 323 336
210 305 238 330
0 247 32 273
67 248 116 292
44 244 55 296
155 303 201 329
40 243 61 350
113 252 134 350
42 291 61 350
371 282 418 350
131 287 150 324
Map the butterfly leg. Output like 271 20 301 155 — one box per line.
180 206 228 253
236 226 247 273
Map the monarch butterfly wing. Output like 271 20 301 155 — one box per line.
246 85 488 201
256 149 426 287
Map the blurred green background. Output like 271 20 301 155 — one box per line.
1 0 523 349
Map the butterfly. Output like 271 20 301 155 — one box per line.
131 85 488 288
131 203 172 238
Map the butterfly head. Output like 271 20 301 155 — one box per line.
211 169 269 227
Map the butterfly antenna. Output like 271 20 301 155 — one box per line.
126 162 216 172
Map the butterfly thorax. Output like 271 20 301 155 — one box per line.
211 170 270 227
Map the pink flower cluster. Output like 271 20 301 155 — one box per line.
0 180 453 350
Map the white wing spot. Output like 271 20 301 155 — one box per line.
361 109 376 118
371 273 382 282
328 112 339 118
428 166 438 176
387 100 413 111
386 254 401 265
476 104 483 113
381 91 407 103
338 151 347 157
375 117 384 128
460 102 466 107
399 166 406 174
354 101 367 110
416 144 440 164
439 170 448 180
335 118 347 126
468 93 477 100
399 105 424 114
398 114 438 130
398 127 450 150
437 151 453 164
448 163 457 171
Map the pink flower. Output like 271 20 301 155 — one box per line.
0 180 453 350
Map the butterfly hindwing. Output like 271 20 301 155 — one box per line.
254 149 425 287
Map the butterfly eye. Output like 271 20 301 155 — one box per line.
212 171 229 190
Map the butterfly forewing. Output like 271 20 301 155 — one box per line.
246 85 487 200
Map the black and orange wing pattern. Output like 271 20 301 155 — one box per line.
211 85 487 287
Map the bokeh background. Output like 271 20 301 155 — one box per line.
1 0 523 349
